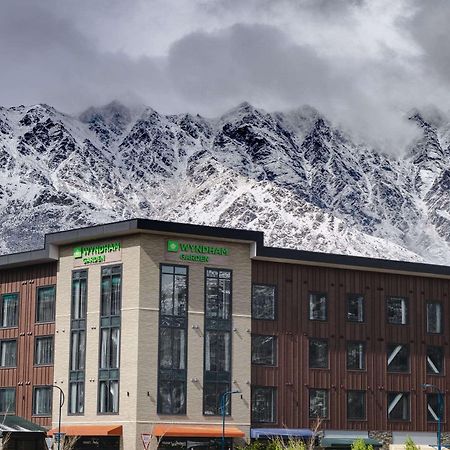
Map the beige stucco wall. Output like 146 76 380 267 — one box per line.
53 232 252 450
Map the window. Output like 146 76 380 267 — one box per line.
309 389 328 418
387 392 410 421
206 269 231 320
33 386 52 416
205 331 230 372
158 265 188 415
309 292 327 321
427 302 442 334
309 339 328 369
387 297 407 324
160 265 187 317
0 340 17 367
98 265 121 414
347 342 365 370
0 388 15 414
69 270 87 415
252 387 276 423
204 383 230 416
347 294 364 322
427 346 444 375
0 293 18 328
252 285 276 320
98 380 119 414
252 336 277 366
203 269 232 416
35 336 53 365
347 391 366 420
427 393 444 422
387 344 409 372
36 286 56 323
158 381 186 415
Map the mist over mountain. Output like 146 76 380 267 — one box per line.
1 100 450 264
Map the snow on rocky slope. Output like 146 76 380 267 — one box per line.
1 100 450 264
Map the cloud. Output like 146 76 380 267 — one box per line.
0 0 449 152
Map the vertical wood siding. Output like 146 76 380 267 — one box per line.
251 260 450 432
0 263 56 427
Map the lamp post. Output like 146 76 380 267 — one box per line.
220 390 241 450
422 384 444 450
50 385 65 450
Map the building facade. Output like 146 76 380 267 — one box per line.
0 219 450 450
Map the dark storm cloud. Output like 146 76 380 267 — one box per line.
0 0 449 150
406 0 450 84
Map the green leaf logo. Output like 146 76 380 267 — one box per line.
167 240 179 252
73 247 82 259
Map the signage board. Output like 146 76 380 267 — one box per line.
73 241 122 267
165 239 230 265
45 437 53 450
53 432 66 444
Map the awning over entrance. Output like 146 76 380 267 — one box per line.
47 425 122 436
251 429 314 439
152 425 245 438
321 438 382 448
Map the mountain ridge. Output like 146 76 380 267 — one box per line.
1 100 450 264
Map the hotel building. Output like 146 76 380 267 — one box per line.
0 219 449 450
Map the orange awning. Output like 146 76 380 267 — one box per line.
152 424 245 438
47 425 122 436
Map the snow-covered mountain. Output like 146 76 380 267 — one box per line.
1 100 450 264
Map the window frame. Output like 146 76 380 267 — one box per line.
34 335 54 366
426 345 445 376
308 292 328 321
0 292 19 329
347 390 366 421
69 269 88 416
346 341 366 371
97 265 122 415
251 284 277 321
347 293 365 323
251 335 277 366
0 387 16 414
32 386 52 417
387 343 410 373
427 393 445 423
252 386 277 423
309 388 329 419
309 338 329 369
386 296 408 325
387 392 410 421
203 268 232 417
35 285 56 324
0 339 17 368
157 264 188 416
426 301 443 334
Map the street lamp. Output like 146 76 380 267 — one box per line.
49 385 65 450
422 384 444 450
220 390 241 450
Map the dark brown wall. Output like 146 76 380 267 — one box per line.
0 263 56 427
251 260 450 432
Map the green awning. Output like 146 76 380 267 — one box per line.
0 416 46 433
321 438 382 448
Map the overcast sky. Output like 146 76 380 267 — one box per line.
1 0 449 148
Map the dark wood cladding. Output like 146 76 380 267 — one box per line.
0 263 56 427
252 260 450 432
